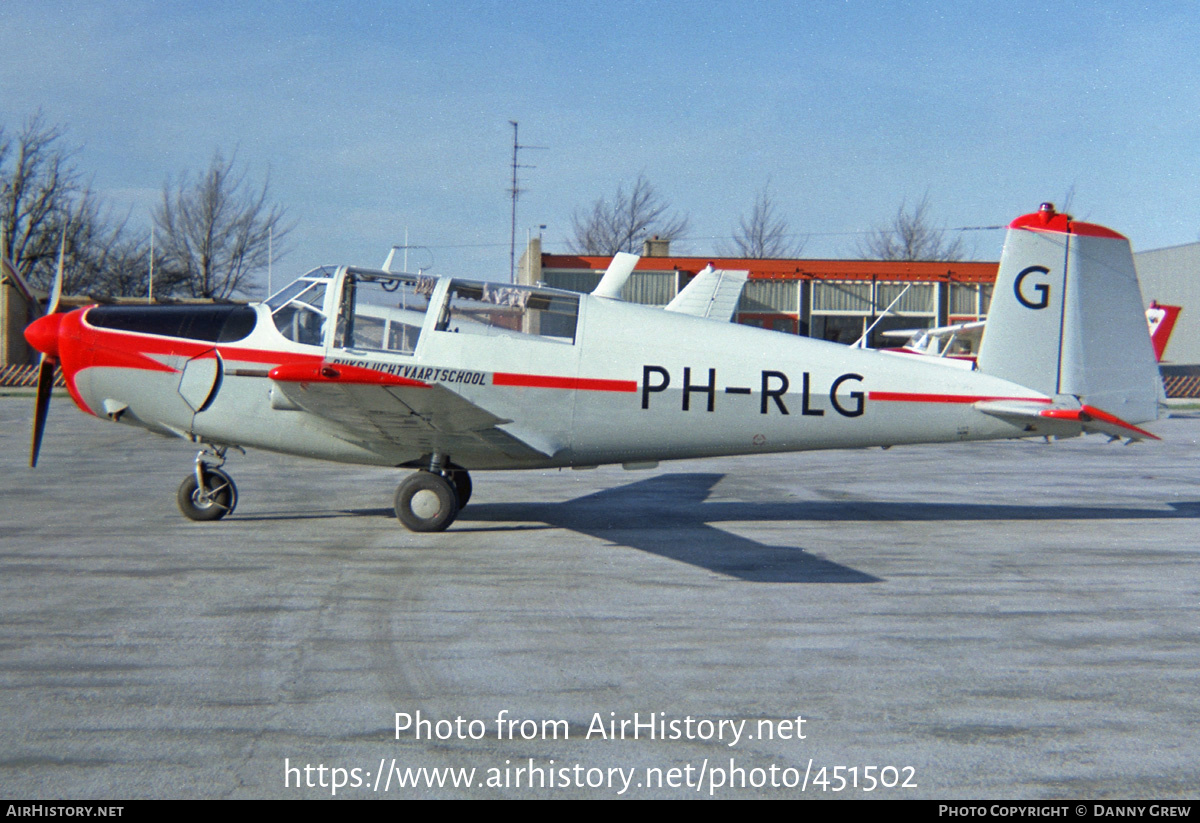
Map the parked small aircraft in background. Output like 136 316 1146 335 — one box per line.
879 303 1179 368
25 203 1164 532
879 320 985 369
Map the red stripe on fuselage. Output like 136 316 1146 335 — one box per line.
492 372 638 392
868 391 1052 404
63 310 641 403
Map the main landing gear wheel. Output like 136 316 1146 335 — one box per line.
394 471 459 532
447 466 472 509
177 467 238 521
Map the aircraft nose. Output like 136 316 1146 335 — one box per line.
25 313 63 360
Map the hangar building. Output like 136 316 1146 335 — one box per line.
519 237 996 350
519 236 1198 397
1132 241 1200 395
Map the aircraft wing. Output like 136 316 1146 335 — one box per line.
880 319 986 339
665 265 749 321
267 362 556 463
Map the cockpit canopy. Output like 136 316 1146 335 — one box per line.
266 267 581 352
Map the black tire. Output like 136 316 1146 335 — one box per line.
394 472 459 532
447 467 472 509
177 468 238 521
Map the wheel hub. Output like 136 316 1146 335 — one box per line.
410 488 444 520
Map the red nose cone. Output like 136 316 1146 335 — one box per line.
24 313 63 359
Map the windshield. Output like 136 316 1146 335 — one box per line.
271 280 329 346
266 267 337 311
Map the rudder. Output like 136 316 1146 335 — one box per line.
977 204 1162 425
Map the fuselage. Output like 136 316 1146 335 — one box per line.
29 265 1072 472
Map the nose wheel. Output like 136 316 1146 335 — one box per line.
178 467 238 521
394 461 472 532
177 444 240 521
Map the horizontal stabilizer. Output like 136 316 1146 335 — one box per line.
975 398 1160 441
1039 404 1160 441
973 399 1055 420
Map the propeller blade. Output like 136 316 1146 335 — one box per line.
47 233 65 316
30 355 56 468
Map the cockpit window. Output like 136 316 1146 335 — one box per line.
334 270 433 355
272 281 328 346
266 280 309 312
86 304 257 343
267 268 334 309
436 280 579 344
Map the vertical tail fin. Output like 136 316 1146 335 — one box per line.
977 204 1163 424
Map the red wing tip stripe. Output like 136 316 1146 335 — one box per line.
493 372 638 392
868 392 1052 405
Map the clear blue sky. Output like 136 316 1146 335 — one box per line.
3 1 1198 292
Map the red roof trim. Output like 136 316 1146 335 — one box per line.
540 255 998 283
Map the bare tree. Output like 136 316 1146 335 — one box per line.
722 181 805 258
569 174 690 255
1 112 155 297
1 112 81 286
54 188 130 296
155 151 291 299
857 195 965 262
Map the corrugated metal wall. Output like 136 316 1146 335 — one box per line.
949 282 992 318
811 281 873 314
876 282 936 316
737 280 798 313
543 271 602 294
542 271 678 305
812 281 937 316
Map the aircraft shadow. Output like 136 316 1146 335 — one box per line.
453 473 1200 584
241 473 1199 584
446 474 874 584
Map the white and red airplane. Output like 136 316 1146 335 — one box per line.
24 203 1164 532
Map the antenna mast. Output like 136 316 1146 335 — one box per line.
508 121 546 283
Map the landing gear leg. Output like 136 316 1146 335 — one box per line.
177 444 240 521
